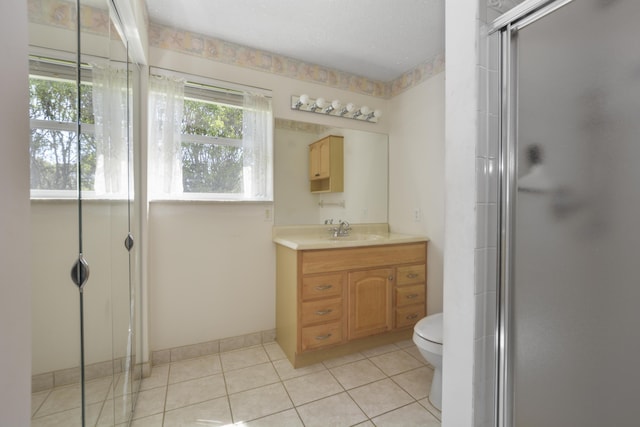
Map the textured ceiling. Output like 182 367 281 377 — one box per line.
145 0 445 82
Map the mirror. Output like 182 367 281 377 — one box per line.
274 119 388 225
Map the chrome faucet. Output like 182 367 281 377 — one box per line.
329 220 351 237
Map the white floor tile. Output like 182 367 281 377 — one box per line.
228 382 293 423
372 402 440 426
165 374 226 411
283 370 344 406
163 396 232 426
348 378 414 418
224 361 280 394
330 359 386 390
296 392 367 427
32 341 440 426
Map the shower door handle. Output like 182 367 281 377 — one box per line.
124 233 134 252
70 255 90 290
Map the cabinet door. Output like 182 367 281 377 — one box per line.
348 268 393 340
317 139 331 178
309 142 321 180
309 139 330 180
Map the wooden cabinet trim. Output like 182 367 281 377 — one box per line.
302 242 426 275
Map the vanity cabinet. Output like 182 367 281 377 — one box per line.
276 241 427 367
308 135 343 193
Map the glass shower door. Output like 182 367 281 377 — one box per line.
78 0 140 424
29 0 140 425
500 0 640 426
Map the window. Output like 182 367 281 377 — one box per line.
29 59 96 197
148 72 273 201
29 56 131 199
181 96 244 194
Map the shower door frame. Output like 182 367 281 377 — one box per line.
491 1 575 426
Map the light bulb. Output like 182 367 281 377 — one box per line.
374 109 382 118
360 106 371 116
299 94 309 105
339 102 355 116
325 99 341 114
315 98 326 108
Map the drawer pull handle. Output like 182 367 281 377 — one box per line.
406 294 419 300
406 273 419 279
314 284 333 291
315 333 332 341
406 313 419 320
315 309 333 316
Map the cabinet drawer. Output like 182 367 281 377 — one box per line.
396 264 426 286
301 321 342 351
302 273 343 300
301 298 342 326
395 284 425 308
302 242 426 275
395 305 425 329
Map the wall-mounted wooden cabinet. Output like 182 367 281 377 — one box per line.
309 135 343 193
276 241 427 367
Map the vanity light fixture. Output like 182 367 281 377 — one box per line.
291 94 381 123
339 103 355 116
366 109 383 121
293 93 310 109
309 97 325 112
324 99 341 114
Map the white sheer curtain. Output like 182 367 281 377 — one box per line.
242 93 273 201
148 74 185 197
92 63 129 197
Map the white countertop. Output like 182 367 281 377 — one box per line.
272 224 429 250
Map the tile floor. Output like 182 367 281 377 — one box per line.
32 339 440 426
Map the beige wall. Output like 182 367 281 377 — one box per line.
388 73 445 315
148 202 275 350
0 0 30 424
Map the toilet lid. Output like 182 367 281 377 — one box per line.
414 313 443 344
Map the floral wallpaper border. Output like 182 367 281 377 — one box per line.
29 0 445 99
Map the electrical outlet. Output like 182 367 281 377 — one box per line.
264 208 272 221
414 208 421 222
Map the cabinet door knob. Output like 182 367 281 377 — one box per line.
315 309 333 316
315 333 332 341
314 284 333 291
388 275 394 281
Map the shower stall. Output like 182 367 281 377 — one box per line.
494 0 640 425
29 0 143 425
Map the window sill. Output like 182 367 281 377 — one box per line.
149 198 273 205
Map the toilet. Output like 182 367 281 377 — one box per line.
413 313 443 410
